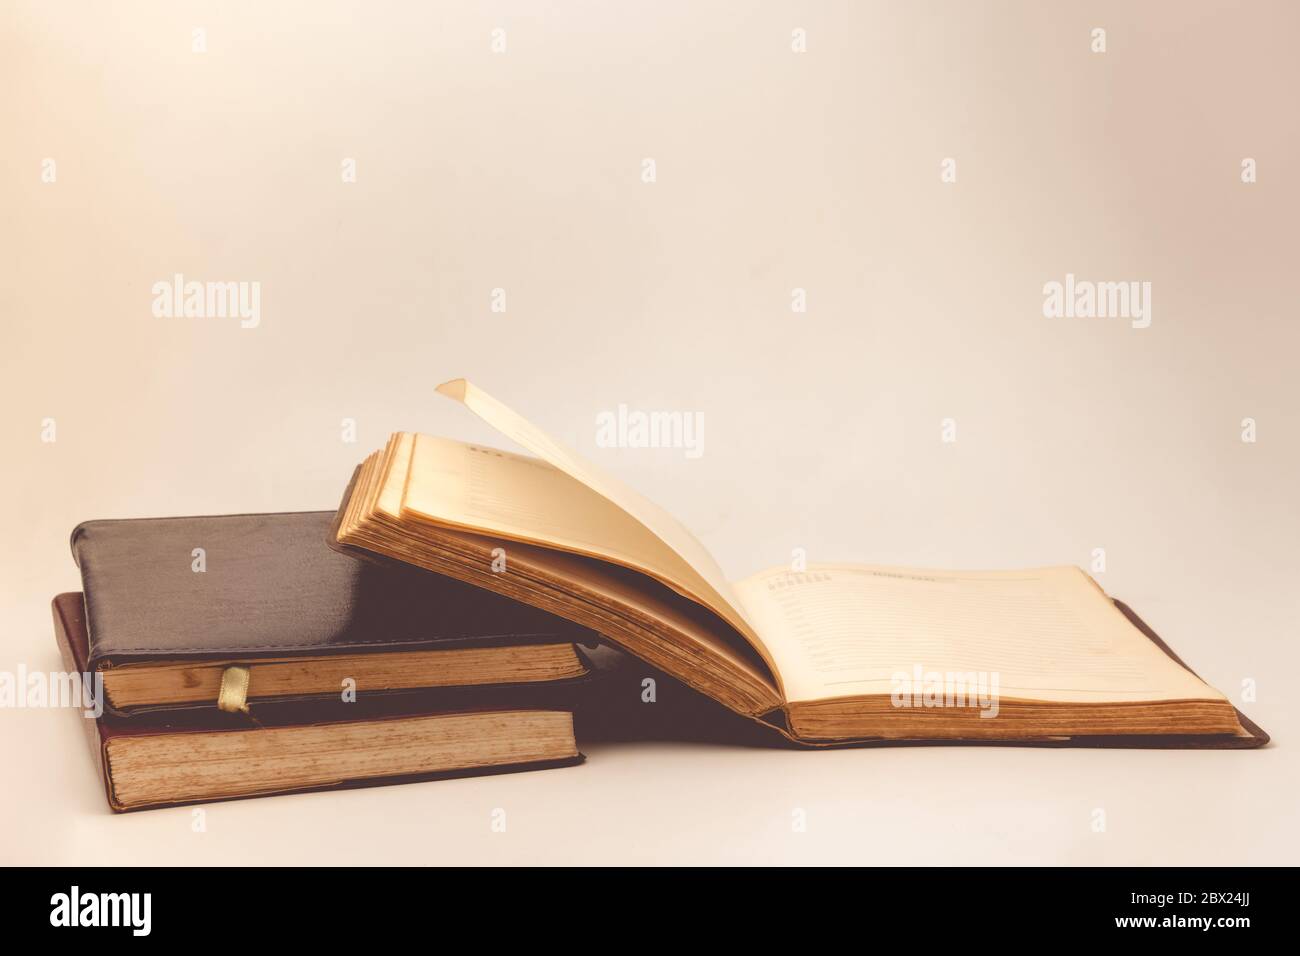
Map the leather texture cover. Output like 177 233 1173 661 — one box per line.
71 511 595 716
52 592 585 812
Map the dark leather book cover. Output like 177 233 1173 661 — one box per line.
52 592 585 812
71 511 596 716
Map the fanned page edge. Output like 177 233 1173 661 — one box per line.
434 379 788 697
335 450 783 717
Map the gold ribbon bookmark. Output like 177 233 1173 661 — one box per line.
217 665 252 715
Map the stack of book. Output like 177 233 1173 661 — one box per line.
56 511 591 811
56 380 1267 811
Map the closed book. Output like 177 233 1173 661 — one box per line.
71 511 594 717
52 592 584 812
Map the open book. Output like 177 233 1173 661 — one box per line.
332 380 1266 747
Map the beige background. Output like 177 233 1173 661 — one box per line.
2 0 1296 864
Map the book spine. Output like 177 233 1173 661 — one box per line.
50 594 117 810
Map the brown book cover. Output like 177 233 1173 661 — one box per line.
52 592 585 812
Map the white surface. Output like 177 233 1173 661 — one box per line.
1 1 1296 864
6 706 1288 865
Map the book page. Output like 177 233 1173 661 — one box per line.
433 380 777 668
734 563 1226 706
398 433 771 665
377 432 414 518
